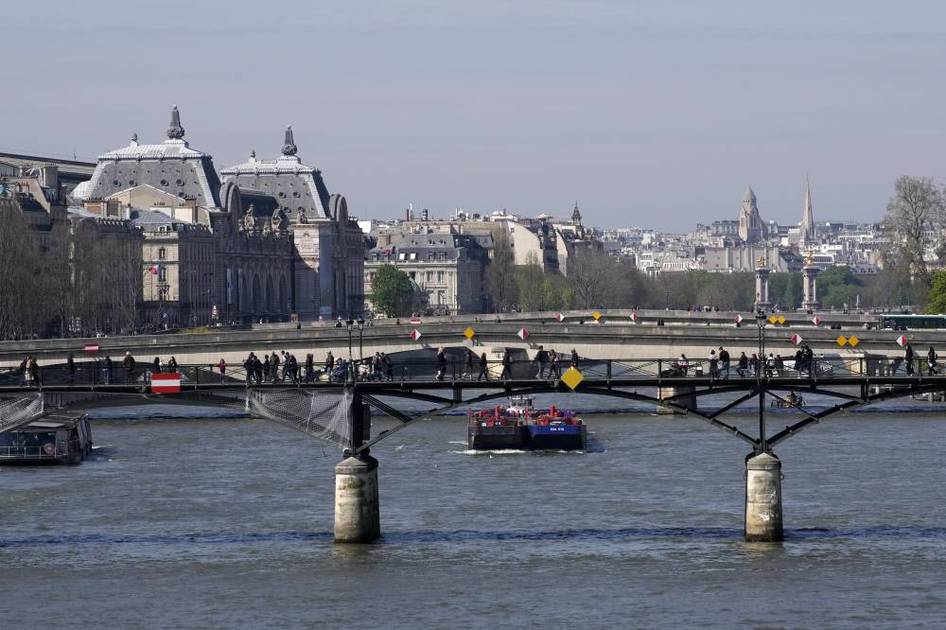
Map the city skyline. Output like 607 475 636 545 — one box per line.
5 1 946 231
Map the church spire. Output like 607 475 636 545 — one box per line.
572 201 582 224
282 125 298 156
167 105 185 140
801 178 815 243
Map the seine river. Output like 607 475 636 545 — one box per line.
3 400 946 628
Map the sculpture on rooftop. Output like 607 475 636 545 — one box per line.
167 105 185 140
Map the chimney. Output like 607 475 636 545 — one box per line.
40 165 58 191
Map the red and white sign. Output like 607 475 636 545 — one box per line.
735 314 744 325
555 312 565 322
790 333 803 346
517 327 529 341
83 343 100 353
410 329 423 341
151 372 182 394
811 316 821 326
630 311 639 322
410 317 422 325
896 335 908 348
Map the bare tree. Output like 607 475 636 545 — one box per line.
884 175 945 287
486 230 518 311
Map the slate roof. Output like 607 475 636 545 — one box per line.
75 108 222 209
220 129 331 221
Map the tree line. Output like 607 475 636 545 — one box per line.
0 200 140 339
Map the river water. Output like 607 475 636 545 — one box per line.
3 400 946 629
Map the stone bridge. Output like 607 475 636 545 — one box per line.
0 309 930 370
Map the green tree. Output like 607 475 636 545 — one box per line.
369 265 415 317
926 271 946 313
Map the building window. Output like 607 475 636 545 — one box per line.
158 267 167 282
158 247 166 260
426 271 432 281
437 271 444 282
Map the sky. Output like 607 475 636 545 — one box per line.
3 0 946 230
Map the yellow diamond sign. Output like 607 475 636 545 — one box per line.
777 315 786 325
560 366 584 391
592 310 602 321
848 335 859 347
836 335 848 347
464 327 476 339
768 315 778 325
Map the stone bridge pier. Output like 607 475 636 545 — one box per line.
334 391 381 543
744 451 783 542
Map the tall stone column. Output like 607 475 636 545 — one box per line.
334 454 381 543
802 263 820 313
754 263 771 311
744 451 783 542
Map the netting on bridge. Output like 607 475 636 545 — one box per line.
0 394 44 433
246 389 353 450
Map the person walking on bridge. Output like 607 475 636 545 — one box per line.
737 352 748 377
708 349 718 379
325 352 335 379
549 349 561 379
464 350 474 379
477 352 489 381
501 349 513 380
66 353 76 385
718 347 730 379
905 344 915 376
928 346 938 376
152 356 161 375
436 347 447 381
570 348 579 368
535 345 549 378
123 352 136 384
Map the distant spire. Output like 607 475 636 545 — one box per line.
250 149 256 160
572 201 582 224
801 177 815 242
130 132 138 145
742 185 756 203
281 125 298 156
167 105 185 140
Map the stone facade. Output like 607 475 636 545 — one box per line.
75 107 296 325
364 232 488 316
220 127 365 319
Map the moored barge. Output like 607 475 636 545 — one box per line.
0 412 93 465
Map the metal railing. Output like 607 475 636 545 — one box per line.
0 355 940 389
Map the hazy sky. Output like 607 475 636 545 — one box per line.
4 1 946 230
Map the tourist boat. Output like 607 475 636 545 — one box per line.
0 412 93 465
467 397 586 451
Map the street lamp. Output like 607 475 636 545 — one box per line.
357 318 365 361
755 307 768 452
346 319 354 361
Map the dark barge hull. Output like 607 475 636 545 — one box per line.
467 426 527 450
526 425 587 451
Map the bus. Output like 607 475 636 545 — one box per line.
879 314 946 330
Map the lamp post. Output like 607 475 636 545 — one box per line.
357 318 365 361
755 307 768 452
346 319 354 361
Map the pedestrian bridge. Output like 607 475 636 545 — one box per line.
2 355 945 545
